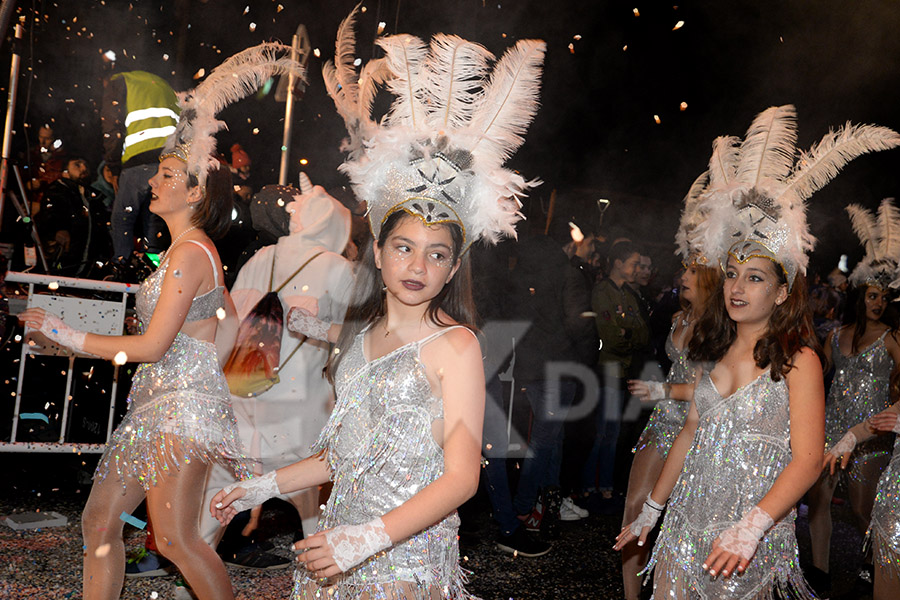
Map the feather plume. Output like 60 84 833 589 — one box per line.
683 170 710 206
708 136 741 189
422 34 493 131
333 3 360 103
735 105 798 188
189 43 302 117
847 203 878 258
378 34 430 131
878 199 900 261
468 40 546 167
779 124 900 203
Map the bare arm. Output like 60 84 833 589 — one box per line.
821 329 835 373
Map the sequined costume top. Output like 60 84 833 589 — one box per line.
870 437 900 578
826 330 893 480
292 326 477 600
633 320 694 459
646 371 815 600
95 241 248 489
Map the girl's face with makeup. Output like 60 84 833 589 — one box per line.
723 256 788 326
374 213 460 307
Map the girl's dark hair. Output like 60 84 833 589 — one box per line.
688 262 820 381
679 263 723 315
324 210 478 383
189 165 234 240
844 285 898 354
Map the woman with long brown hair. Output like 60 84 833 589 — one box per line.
620 260 720 599
614 105 898 597
808 200 900 592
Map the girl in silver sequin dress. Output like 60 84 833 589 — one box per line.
20 160 247 600
213 210 486 600
615 253 825 599
807 284 900 585
620 262 720 600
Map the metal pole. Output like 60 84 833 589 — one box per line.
278 33 300 186
0 22 24 230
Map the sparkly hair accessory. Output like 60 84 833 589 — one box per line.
161 43 305 189
847 199 900 290
323 5 545 250
689 105 900 288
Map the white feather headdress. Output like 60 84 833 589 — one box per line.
687 105 900 288
847 199 900 289
323 5 545 250
161 43 306 189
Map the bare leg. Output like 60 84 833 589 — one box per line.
82 473 146 599
621 446 666 600
874 552 900 600
147 440 234 600
848 454 891 536
807 471 839 572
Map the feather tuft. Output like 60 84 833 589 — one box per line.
378 34 430 131
735 105 798 188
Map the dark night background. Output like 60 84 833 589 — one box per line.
3 0 900 278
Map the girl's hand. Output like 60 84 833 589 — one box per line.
613 493 664 551
210 486 245 526
294 519 392 577
823 430 857 475
19 308 86 351
628 380 667 403
868 411 900 434
702 506 772 578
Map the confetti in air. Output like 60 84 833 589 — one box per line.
673 20 685 30
216 307 226 320
113 351 128 365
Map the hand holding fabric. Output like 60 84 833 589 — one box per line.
823 430 857 475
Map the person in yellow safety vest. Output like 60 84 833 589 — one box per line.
102 70 180 264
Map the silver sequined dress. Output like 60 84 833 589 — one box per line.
646 371 814 599
869 437 900 578
633 321 694 459
95 241 249 489
293 326 476 600
825 330 893 481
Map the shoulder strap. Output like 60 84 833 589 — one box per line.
274 251 325 293
184 240 220 287
417 325 476 348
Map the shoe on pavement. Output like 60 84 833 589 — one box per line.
560 497 588 521
124 548 171 578
222 547 291 570
520 499 543 532
496 527 552 558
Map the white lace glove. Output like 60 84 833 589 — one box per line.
828 430 858 458
629 494 666 541
39 313 86 351
323 518 392 572
893 417 900 435
218 471 280 513
643 381 668 401
287 307 331 342
714 506 774 561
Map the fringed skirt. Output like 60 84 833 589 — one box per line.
868 438 900 580
95 333 249 489
645 507 816 600
633 398 689 459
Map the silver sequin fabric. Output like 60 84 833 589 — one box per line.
633 323 694 459
94 260 248 489
869 437 900 578
646 372 815 599
293 327 476 600
826 331 893 482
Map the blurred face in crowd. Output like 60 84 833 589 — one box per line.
38 127 55 152
64 159 90 184
681 263 699 305
614 252 641 285
635 255 652 287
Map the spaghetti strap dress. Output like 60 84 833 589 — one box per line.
95 240 249 489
